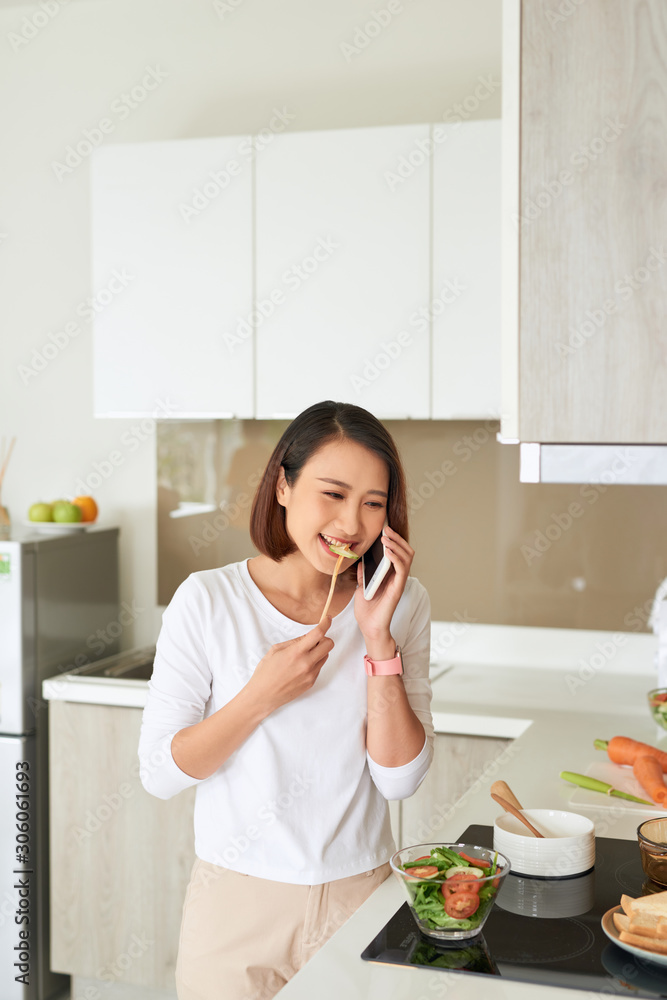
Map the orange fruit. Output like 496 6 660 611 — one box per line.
72 496 98 522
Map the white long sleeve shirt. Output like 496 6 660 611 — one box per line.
138 559 434 884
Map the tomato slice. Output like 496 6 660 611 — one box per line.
443 873 481 894
443 890 480 919
405 865 439 878
414 856 432 862
458 852 491 868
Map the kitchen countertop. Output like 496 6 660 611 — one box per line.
42 622 662 998
42 621 657 715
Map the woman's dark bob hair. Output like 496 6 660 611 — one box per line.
250 401 409 561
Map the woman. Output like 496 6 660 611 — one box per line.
139 400 434 1000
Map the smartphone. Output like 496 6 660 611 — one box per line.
362 524 393 600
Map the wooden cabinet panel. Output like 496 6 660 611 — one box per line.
519 0 667 443
49 701 195 986
401 734 510 846
254 125 431 419
92 137 253 418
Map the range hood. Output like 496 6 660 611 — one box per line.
517 443 667 485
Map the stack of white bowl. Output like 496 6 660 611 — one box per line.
493 809 595 879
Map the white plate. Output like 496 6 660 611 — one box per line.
602 904 667 967
568 762 667 814
23 520 88 534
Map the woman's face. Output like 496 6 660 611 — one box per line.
276 438 389 574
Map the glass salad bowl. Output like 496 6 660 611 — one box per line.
390 842 510 943
648 689 667 731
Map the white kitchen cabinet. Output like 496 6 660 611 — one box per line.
432 120 501 419
93 122 502 422
92 136 253 417
254 125 431 419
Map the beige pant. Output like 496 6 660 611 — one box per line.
174 857 391 1000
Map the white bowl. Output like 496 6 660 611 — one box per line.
493 809 595 879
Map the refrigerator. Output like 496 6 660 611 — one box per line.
0 527 119 1000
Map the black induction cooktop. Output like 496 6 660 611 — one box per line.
361 824 667 997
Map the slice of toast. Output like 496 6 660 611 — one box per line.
622 890 667 914
619 930 667 955
628 917 667 940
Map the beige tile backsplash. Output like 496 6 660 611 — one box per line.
158 419 667 631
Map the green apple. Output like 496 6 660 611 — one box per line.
28 502 53 522
52 501 83 524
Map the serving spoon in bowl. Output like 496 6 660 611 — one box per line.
491 791 545 839
491 780 524 812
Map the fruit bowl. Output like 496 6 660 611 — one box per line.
24 520 88 534
390 843 510 943
648 689 667 731
26 496 98 533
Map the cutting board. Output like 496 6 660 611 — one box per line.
567 761 667 814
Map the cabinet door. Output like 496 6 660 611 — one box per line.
92 137 253 417
254 125 431 419
401 733 510 846
432 120 501 419
518 0 667 443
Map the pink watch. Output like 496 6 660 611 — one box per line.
364 645 403 676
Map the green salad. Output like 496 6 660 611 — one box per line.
400 846 503 931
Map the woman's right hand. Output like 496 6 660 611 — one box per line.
247 616 334 714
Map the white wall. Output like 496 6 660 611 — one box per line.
0 0 501 649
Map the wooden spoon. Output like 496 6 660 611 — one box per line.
491 780 524 812
491 792 545 838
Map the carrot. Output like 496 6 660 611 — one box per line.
595 737 667 774
633 755 667 805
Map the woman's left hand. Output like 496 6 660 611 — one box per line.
353 525 414 640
